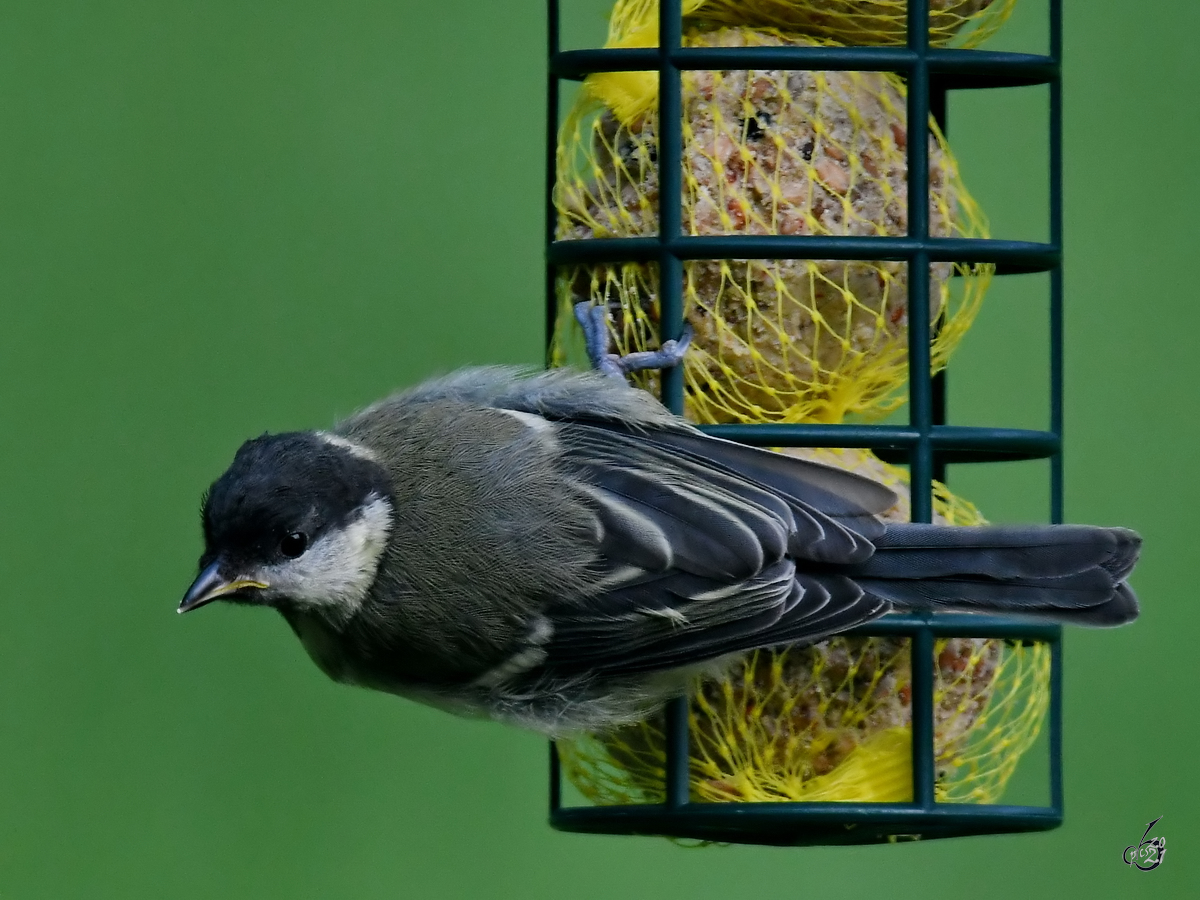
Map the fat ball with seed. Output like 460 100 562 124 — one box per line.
554 26 991 424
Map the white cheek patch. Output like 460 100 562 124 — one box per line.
262 495 393 618
316 432 379 463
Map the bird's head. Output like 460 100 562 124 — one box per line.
180 431 394 621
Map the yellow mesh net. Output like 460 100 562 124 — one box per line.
600 0 1016 58
552 26 993 424
559 637 1050 805
557 449 1051 806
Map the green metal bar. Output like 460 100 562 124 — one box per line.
657 0 684 414
1049 0 1065 820
700 426 1059 468
664 697 690 808
657 0 691 810
548 235 1059 269
906 0 936 813
552 47 1057 86
1050 633 1064 812
1049 0 1064 527
543 0 561 357
549 741 562 812
931 76 948 486
842 613 1062 640
551 802 1063 846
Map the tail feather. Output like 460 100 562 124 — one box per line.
867 524 1133 578
1095 583 1141 627
1100 527 1141 580
851 523 1141 627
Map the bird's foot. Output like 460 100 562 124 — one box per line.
573 301 692 383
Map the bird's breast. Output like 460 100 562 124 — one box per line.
282 610 357 685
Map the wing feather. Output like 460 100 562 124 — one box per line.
513 420 893 679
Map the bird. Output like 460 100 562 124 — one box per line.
180 366 1140 735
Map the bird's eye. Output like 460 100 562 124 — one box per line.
280 532 308 559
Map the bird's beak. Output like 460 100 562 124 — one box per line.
178 560 269 614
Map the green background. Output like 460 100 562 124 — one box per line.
0 1 1193 897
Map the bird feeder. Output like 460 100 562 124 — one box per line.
545 0 1065 844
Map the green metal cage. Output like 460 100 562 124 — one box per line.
544 0 1065 845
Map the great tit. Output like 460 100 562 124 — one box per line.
180 367 1140 734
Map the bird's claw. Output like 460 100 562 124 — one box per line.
573 301 692 383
